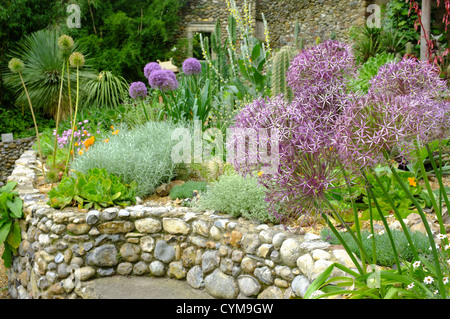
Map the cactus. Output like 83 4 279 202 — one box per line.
293 20 304 50
270 45 298 101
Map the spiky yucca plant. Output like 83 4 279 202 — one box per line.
3 29 95 120
84 71 129 108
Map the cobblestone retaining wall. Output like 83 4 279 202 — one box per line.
7 150 358 299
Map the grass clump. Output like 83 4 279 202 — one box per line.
321 227 432 267
170 181 207 199
195 172 277 224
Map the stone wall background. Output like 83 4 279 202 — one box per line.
177 0 368 52
0 136 35 187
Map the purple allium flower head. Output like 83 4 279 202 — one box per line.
182 57 202 75
369 58 447 98
143 62 161 79
148 69 178 91
229 94 342 223
286 40 356 98
129 81 148 100
335 93 448 168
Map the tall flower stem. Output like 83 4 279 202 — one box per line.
362 170 402 274
52 61 66 174
322 196 367 274
18 71 46 182
64 66 80 177
387 152 446 298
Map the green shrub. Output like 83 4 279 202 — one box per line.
195 172 277 223
321 227 432 267
48 168 137 210
0 182 24 268
347 52 397 94
69 120 190 197
169 181 207 199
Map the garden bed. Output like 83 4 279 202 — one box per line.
6 150 365 299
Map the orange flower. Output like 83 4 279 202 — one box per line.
408 177 417 187
75 142 79 146
83 130 88 136
83 136 95 149
78 149 84 155
112 129 119 135
103 139 109 143
111 125 114 130
70 150 74 155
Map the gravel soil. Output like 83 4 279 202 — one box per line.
0 245 11 299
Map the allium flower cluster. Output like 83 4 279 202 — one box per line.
8 58 25 74
182 57 202 75
286 40 356 98
57 35 74 52
148 69 179 91
230 95 342 221
335 94 445 168
129 81 147 100
144 62 161 79
232 40 450 224
69 52 85 68
369 58 447 98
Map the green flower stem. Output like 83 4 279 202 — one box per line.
366 191 378 266
388 156 446 298
140 100 150 122
67 61 73 124
18 72 46 182
371 169 420 261
341 168 366 270
64 66 80 177
321 210 365 275
424 143 450 257
415 144 445 227
52 61 66 171
362 170 402 275
322 196 367 274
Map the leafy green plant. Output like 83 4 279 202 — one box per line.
169 181 207 200
195 172 277 223
48 168 137 210
0 182 24 268
306 143 450 299
359 167 423 221
347 53 397 94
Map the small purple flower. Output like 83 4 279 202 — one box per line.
143 62 161 79
182 57 202 75
129 81 148 100
148 69 178 91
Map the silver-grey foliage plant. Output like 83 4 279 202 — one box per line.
70 121 190 197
